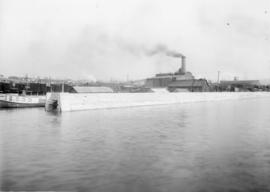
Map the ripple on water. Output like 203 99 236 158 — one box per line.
1 99 270 191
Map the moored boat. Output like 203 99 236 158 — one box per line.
0 94 46 108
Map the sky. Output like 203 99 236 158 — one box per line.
0 0 269 81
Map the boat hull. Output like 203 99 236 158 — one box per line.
0 100 45 108
0 95 46 108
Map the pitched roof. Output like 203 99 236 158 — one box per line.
73 86 113 93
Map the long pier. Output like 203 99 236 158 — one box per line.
45 92 270 112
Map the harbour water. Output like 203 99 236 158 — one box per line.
1 98 270 192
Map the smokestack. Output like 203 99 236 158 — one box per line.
181 56 186 74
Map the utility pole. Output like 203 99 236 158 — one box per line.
62 81 65 93
217 71 220 83
50 77 52 92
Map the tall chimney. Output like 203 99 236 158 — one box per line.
181 56 186 74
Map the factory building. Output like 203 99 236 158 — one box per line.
145 56 194 88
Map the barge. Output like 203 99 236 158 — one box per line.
0 94 46 108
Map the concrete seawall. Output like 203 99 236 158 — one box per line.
45 92 270 112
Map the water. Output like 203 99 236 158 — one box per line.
1 98 270 192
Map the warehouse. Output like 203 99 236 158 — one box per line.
168 79 210 92
220 80 260 91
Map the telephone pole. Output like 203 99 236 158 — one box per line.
217 71 220 83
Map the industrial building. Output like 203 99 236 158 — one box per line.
144 53 212 92
145 55 195 88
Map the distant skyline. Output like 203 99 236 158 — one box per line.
0 0 270 81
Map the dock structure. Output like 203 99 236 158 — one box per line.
45 92 270 112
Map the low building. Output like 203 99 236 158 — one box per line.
145 75 174 88
220 80 260 91
168 79 210 92
119 85 152 93
71 86 114 93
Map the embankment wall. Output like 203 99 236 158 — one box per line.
46 92 270 112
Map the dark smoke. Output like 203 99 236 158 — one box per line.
147 44 184 58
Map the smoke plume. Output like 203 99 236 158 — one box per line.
147 44 184 58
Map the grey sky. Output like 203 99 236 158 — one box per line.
0 0 269 81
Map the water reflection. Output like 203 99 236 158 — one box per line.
1 99 270 191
